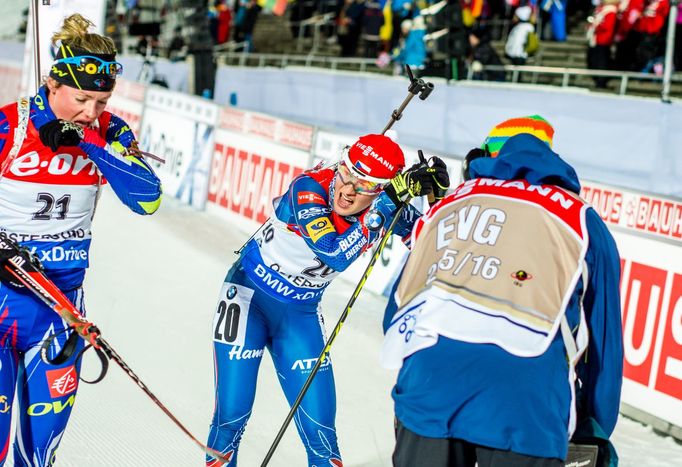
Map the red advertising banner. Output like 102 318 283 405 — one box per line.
581 183 682 242
207 130 309 225
218 107 314 151
621 260 682 400
583 181 682 428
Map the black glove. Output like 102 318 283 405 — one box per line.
0 235 43 290
38 119 84 151
384 162 435 204
427 157 450 201
461 147 490 181
385 156 451 204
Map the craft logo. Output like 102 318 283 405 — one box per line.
297 191 326 205
46 365 78 398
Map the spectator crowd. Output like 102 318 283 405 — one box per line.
115 0 681 86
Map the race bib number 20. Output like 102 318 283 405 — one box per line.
212 282 253 347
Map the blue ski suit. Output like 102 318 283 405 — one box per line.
207 164 419 467
0 87 161 466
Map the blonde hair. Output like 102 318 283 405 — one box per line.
51 14 117 55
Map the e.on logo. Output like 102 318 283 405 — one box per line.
207 143 304 223
9 151 97 184
622 260 682 400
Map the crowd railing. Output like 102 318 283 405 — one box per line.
214 51 682 99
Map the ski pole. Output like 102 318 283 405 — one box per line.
0 234 232 465
260 201 410 466
381 65 434 135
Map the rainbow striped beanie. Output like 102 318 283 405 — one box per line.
482 115 554 158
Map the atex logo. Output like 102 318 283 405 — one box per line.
291 356 332 372
46 365 78 398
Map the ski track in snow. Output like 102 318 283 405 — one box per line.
6 191 682 466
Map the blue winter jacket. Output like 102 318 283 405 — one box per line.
384 134 623 460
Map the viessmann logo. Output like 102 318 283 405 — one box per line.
297 191 326 205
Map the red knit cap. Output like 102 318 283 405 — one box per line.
345 134 405 182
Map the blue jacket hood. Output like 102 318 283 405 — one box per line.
469 133 581 194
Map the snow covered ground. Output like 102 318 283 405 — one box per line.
8 191 682 466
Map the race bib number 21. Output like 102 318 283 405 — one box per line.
212 282 252 347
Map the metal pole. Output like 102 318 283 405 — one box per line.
662 0 679 103
30 0 42 93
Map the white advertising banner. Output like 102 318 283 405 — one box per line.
206 107 314 229
0 60 22 103
581 181 682 428
22 0 106 96
139 87 218 209
312 129 356 165
106 79 146 137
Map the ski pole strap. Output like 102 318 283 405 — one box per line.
40 329 110 384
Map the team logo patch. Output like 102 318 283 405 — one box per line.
46 365 78 398
364 210 384 231
298 191 326 205
226 285 237 299
511 270 533 282
305 218 335 242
